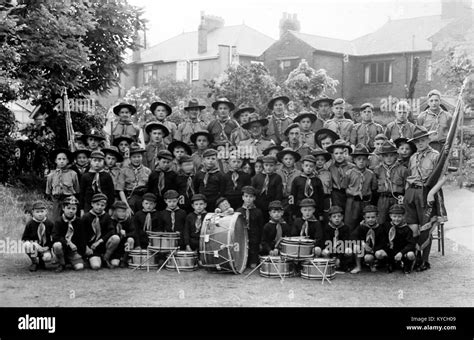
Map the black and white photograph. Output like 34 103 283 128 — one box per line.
0 0 473 338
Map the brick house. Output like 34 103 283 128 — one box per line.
119 12 275 98
261 0 473 114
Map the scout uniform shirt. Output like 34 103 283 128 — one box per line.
384 222 416 255
105 166 122 192
315 167 332 195
265 114 293 145
207 118 238 146
183 210 207 250
280 140 311 160
351 222 389 253
22 218 54 248
229 126 251 146
328 160 354 191
276 166 301 199
143 142 167 170
291 217 324 248
110 119 140 145
260 219 291 255
350 121 383 150
342 167 377 200
176 119 208 147
373 162 408 196
385 120 416 140
46 168 80 197
324 118 354 143
52 214 86 256
117 163 151 196
238 137 275 161
406 147 439 187
417 108 453 143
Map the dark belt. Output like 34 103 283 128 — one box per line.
124 187 147 197
409 184 424 189
379 192 403 197
348 194 371 202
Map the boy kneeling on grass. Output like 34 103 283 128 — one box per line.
22 201 54 272
52 196 85 272
260 200 291 257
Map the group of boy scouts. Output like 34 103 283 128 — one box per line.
22 89 451 275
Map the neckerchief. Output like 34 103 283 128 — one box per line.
89 169 104 193
415 147 433 183
363 221 379 249
382 162 397 193
166 207 180 231
242 203 256 225
202 167 220 188
194 210 207 233
218 119 230 141
76 163 89 174
334 161 347 190
281 167 297 192
157 171 165 195
142 208 156 232
62 214 76 245
113 217 127 236
261 172 271 195
231 171 239 190
388 222 404 249
182 172 195 198
89 210 105 243
270 219 283 247
300 173 315 198
354 168 366 199
394 120 408 138
54 168 67 192
329 222 343 245
301 215 317 237
33 217 47 246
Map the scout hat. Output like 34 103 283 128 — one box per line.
311 147 331 162
102 146 124 162
277 148 301 163
378 141 398 155
267 95 290 110
327 205 344 215
242 113 269 130
299 198 316 208
32 201 47 210
314 128 340 148
241 186 256 196
50 148 73 163
215 197 229 208
202 149 218 158
284 123 300 136
326 139 352 154
262 145 284 156
184 99 206 111
351 143 371 157
150 100 172 116
394 137 417 154
90 150 105 160
62 196 79 206
91 193 108 203
389 204 405 215
191 193 207 202
363 205 378 214
168 140 192 156
112 135 134 147
163 190 179 200
293 111 317 124
301 155 317 164
112 201 128 210
142 193 157 203
113 103 137 116
178 154 193 165
311 96 334 109
268 200 284 211
262 155 277 164
233 103 256 120
129 142 145 155
156 150 174 161
211 97 235 111
144 121 170 137
81 129 106 143
408 126 436 142
190 131 214 145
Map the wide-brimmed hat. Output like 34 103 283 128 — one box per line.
311 147 331 162
326 139 352 154
408 126 436 142
102 146 124 162
233 104 256 120
314 128 340 147
267 95 290 110
190 131 214 145
378 141 398 155
50 148 73 163
112 135 134 147
184 99 206 111
394 137 417 154
284 123 300 136
294 111 317 124
144 121 170 137
277 148 301 163
212 97 235 111
351 143 371 157
72 148 91 159
168 140 192 156
150 101 172 116
242 113 269 130
113 103 137 116
311 97 334 109
262 145 284 156
81 129 106 143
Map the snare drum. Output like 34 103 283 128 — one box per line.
128 249 158 269
199 212 248 274
279 237 315 260
258 256 295 278
148 232 180 252
301 258 336 280
165 251 198 271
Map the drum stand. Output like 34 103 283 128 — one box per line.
308 260 332 285
245 256 286 282
157 247 181 274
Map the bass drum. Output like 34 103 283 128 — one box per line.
199 212 248 274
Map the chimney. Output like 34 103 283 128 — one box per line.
279 12 301 38
198 11 225 54
441 0 472 19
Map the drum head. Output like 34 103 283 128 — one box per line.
229 213 248 274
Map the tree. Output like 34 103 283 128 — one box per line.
0 104 16 183
282 59 338 113
204 63 279 114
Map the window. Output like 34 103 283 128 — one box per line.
143 63 158 84
364 61 392 84
191 61 199 81
426 58 432 81
251 60 264 66
280 60 292 70
176 61 188 81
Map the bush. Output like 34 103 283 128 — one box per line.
0 105 17 184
